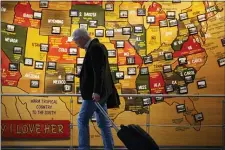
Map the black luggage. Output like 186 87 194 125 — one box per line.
95 102 159 150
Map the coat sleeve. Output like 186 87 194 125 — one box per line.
90 44 105 95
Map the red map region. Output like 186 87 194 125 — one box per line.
48 36 79 63
147 2 166 26
112 41 143 67
13 2 40 28
72 1 102 5
173 36 205 58
1 50 22 87
149 72 166 103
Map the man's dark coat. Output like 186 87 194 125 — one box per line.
78 38 120 109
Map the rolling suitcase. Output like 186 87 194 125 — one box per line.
95 102 159 150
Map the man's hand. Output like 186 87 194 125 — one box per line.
92 93 100 102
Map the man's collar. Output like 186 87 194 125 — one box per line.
84 39 92 50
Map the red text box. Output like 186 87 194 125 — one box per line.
1 120 70 139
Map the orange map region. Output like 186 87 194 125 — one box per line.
172 52 207 76
111 41 143 67
149 72 166 103
1 50 22 86
147 2 166 26
48 36 78 63
186 52 207 71
13 2 40 28
72 1 102 5
173 36 205 58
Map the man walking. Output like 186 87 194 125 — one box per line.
72 28 120 150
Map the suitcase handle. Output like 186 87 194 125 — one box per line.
94 102 120 132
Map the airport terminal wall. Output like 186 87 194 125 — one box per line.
1 0 225 149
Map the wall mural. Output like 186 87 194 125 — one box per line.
1 0 225 147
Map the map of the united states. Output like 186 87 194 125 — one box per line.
1 0 225 147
